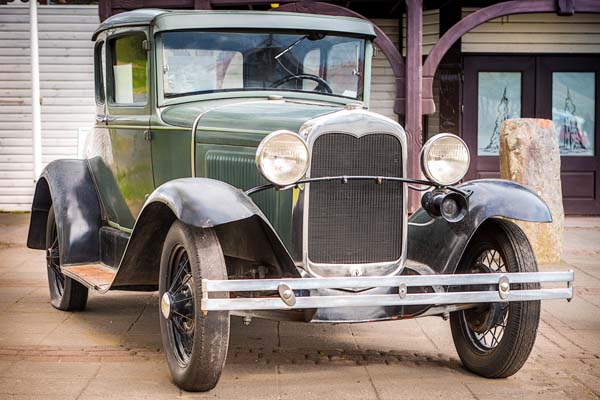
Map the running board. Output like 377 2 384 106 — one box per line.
201 271 574 312
62 263 116 291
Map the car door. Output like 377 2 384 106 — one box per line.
103 29 154 229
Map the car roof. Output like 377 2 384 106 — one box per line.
92 9 376 40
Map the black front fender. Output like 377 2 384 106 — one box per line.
407 179 552 275
145 178 264 228
110 178 298 288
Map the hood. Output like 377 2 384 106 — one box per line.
161 99 342 138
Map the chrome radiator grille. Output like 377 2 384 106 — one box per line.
307 133 403 264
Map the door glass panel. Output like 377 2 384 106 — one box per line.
111 33 148 105
552 72 595 156
477 72 522 156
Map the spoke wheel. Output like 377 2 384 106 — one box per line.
450 219 540 378
46 226 65 296
159 221 229 392
165 246 195 366
460 249 509 352
45 206 88 311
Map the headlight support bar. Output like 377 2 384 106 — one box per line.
245 175 470 197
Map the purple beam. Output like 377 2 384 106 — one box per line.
194 0 212 8
214 0 393 4
422 0 600 115
273 1 406 115
404 0 422 212
99 0 113 20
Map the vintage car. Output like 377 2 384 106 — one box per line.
27 9 574 392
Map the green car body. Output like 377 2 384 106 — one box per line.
90 9 375 248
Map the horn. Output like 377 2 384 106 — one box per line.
421 190 468 223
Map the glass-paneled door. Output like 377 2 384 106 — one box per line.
537 57 600 214
463 57 535 181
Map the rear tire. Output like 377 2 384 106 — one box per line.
450 219 540 378
45 207 88 311
159 221 230 392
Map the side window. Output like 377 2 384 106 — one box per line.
109 33 148 105
94 41 105 104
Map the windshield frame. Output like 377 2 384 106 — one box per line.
154 29 372 107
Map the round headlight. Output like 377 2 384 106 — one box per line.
256 130 309 186
420 133 470 186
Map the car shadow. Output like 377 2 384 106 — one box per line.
62 294 465 374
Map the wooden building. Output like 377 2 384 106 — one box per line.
1 0 599 214
0 2 99 211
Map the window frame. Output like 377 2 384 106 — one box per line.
94 40 105 105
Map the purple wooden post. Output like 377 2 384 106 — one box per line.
405 0 423 212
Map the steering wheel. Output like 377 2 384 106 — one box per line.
270 74 333 94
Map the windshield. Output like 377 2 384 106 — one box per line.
160 31 366 99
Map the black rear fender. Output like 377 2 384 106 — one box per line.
110 178 298 289
407 179 552 275
27 160 102 265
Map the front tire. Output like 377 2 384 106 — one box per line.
450 219 540 378
46 207 88 311
159 221 230 392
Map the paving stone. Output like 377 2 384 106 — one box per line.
0 361 100 397
277 364 377 400
77 362 176 399
179 364 279 399
365 363 472 399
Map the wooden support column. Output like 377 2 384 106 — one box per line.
405 0 423 211
99 0 112 22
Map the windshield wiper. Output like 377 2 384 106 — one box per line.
274 35 308 78
274 35 308 61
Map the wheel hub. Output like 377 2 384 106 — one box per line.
160 292 172 319
465 262 505 334
161 274 195 325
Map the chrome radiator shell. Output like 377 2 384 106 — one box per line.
296 109 408 278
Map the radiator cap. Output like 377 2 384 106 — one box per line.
346 103 363 110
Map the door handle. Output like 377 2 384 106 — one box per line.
96 115 108 124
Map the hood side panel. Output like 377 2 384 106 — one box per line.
175 100 339 251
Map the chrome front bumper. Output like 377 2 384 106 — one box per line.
201 271 574 311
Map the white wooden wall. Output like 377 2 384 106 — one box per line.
0 5 98 211
370 19 400 121
368 13 439 121
462 8 600 53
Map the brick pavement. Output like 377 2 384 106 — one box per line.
0 213 599 399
